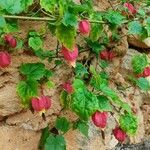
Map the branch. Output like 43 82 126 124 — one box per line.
2 15 56 21
2 15 105 24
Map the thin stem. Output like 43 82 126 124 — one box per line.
56 40 59 57
2 15 56 21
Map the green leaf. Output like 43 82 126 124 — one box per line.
17 80 38 106
104 10 125 26
97 95 112 111
90 65 108 90
40 0 56 14
99 60 109 69
28 37 43 50
90 23 103 42
60 91 70 108
0 0 33 14
71 80 99 120
74 120 89 137
75 63 88 78
39 127 49 150
62 11 78 27
19 63 46 80
55 117 70 133
128 21 143 35
0 16 6 28
145 17 150 36
136 78 150 91
45 134 66 150
56 23 76 49
131 54 148 74
34 49 55 60
86 39 104 56
72 79 85 89
46 80 55 89
119 114 138 135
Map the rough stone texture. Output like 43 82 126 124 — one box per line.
0 125 41 150
127 36 150 49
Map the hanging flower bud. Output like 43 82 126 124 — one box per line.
61 46 78 67
62 82 74 94
78 20 91 36
124 2 137 15
31 95 51 113
100 50 116 61
4 35 17 48
142 66 150 77
0 51 11 68
39 95 51 110
92 111 108 128
113 127 127 142
137 66 150 78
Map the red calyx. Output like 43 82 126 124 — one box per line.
31 95 51 112
124 2 137 15
137 66 150 78
78 20 91 36
92 111 108 128
99 50 116 61
113 127 127 142
0 51 11 68
61 46 78 62
62 82 74 94
4 35 17 48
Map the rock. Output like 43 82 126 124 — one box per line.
128 35 149 49
65 123 107 150
0 125 41 150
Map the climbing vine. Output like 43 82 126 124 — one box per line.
0 0 150 149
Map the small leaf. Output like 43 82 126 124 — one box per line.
56 23 76 49
74 120 89 137
46 80 55 89
136 78 150 91
62 11 78 27
119 113 138 135
39 127 49 150
0 16 6 28
28 37 43 50
45 134 66 150
97 95 112 111
17 80 38 106
60 91 69 108
128 21 143 35
20 63 46 80
75 63 88 78
55 117 70 133
131 54 148 74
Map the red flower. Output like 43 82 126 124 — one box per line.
78 20 91 36
137 66 150 78
62 82 73 94
100 50 116 61
61 46 78 67
92 111 108 128
4 35 17 48
0 51 11 68
124 2 137 15
113 127 127 142
31 95 51 113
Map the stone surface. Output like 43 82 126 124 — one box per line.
0 125 41 150
128 36 149 49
